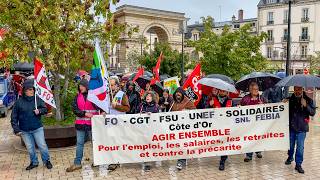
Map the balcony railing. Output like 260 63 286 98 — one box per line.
267 21 274 25
265 37 274 44
299 35 310 42
301 17 309 22
281 36 289 42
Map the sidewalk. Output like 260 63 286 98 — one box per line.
1 106 320 179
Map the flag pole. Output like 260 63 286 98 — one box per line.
33 61 38 110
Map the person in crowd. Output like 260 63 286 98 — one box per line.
126 81 141 114
158 89 173 112
143 82 159 103
284 86 316 174
170 87 196 170
210 89 233 171
139 91 160 171
11 79 52 170
262 85 285 103
240 82 265 162
66 79 102 172
120 79 127 92
108 76 130 171
197 87 218 109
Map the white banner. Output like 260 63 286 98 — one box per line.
92 103 289 165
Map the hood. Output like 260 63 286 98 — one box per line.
78 79 89 92
173 87 186 102
23 79 35 92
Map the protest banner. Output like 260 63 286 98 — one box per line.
163 76 180 95
92 103 289 165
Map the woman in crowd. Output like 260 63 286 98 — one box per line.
158 89 173 112
139 91 160 171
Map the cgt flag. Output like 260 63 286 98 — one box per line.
34 58 56 108
183 63 202 106
88 41 110 113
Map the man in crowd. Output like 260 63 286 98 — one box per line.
66 79 101 172
108 76 130 171
210 89 233 171
284 86 316 174
170 87 196 170
240 82 265 162
126 81 141 114
11 79 52 170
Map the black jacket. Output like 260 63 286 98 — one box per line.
126 90 141 114
139 101 159 113
159 96 173 112
11 95 48 134
197 94 210 109
289 93 316 132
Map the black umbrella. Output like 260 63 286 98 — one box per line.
129 71 153 80
160 74 171 81
276 74 320 88
206 74 234 84
134 75 151 90
235 72 282 91
13 62 34 71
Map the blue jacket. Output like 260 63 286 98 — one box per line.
11 95 48 134
289 93 316 132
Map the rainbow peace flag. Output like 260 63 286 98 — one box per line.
88 41 110 113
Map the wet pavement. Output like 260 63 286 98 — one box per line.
0 91 319 180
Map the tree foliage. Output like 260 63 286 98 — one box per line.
139 42 193 77
309 52 320 75
188 17 268 80
0 0 136 120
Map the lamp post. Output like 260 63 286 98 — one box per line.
286 0 292 76
181 18 188 83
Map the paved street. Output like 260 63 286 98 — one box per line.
0 92 319 180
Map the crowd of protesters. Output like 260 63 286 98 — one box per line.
10 74 316 174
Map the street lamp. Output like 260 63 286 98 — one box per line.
285 0 293 76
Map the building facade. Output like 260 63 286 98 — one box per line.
185 10 258 61
258 0 320 74
108 5 186 73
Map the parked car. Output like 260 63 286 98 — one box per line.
0 75 17 117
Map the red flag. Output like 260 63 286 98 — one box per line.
150 52 163 85
34 58 56 108
0 28 5 40
132 67 144 82
182 63 202 106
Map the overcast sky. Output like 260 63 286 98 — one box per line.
114 0 261 24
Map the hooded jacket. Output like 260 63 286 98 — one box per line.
171 87 196 111
11 79 48 134
126 82 141 114
289 92 316 132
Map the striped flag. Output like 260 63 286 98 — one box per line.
34 58 56 108
88 41 110 113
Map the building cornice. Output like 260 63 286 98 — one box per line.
115 4 186 21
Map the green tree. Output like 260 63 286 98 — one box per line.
139 42 192 77
309 52 320 75
189 17 267 80
0 0 136 120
